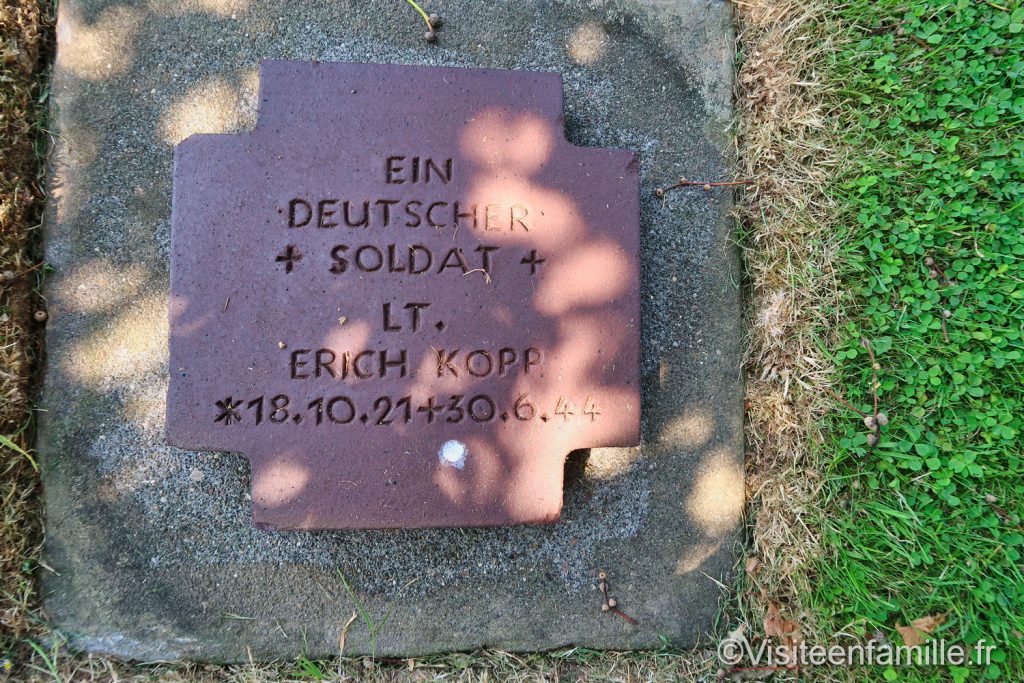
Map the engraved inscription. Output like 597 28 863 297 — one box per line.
213 393 599 427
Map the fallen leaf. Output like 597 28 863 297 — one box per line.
745 556 761 575
895 614 946 647
763 602 798 639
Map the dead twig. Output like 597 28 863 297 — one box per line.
610 607 638 625
597 570 638 625
403 0 443 42
825 388 869 418
826 339 888 448
926 254 955 343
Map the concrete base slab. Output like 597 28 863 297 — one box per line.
40 0 740 660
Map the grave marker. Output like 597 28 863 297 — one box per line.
166 61 641 530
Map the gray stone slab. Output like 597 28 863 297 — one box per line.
40 0 740 661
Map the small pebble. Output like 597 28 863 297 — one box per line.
190 468 204 482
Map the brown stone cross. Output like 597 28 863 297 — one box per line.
167 61 641 530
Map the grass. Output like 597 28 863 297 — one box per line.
810 0 1024 680
2 0 1022 681
337 571 419 659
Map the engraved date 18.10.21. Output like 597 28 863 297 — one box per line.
213 393 601 427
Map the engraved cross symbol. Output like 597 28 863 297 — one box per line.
521 250 546 274
214 397 243 425
417 395 445 423
275 245 302 273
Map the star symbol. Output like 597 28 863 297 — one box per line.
214 397 243 425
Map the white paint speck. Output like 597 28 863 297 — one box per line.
438 440 467 469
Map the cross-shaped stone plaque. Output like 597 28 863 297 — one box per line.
167 61 641 529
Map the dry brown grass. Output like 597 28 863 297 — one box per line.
0 1 46 420
0 0 846 680
733 0 842 657
1 0 52 669
10 649 718 682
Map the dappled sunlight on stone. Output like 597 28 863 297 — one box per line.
674 541 723 575
52 123 100 228
464 436 505 508
567 21 608 65
159 76 253 145
88 428 176 498
67 293 168 385
147 0 251 18
109 369 173 436
535 239 631 316
661 406 716 451
460 176 585 246
407 345 477 398
252 459 310 508
460 109 554 173
123 384 168 432
432 456 467 506
240 68 260 118
167 293 211 337
320 318 372 353
64 260 148 314
686 448 744 537
490 304 515 326
56 4 142 80
583 446 642 480
502 459 563 523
